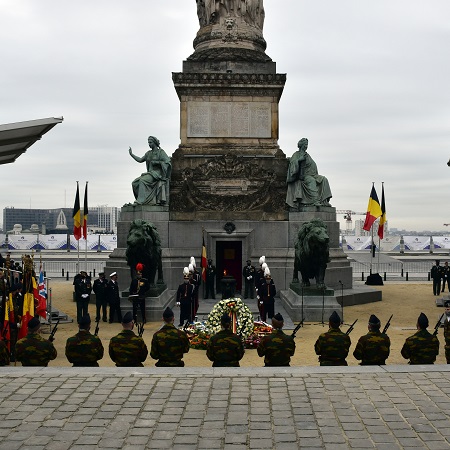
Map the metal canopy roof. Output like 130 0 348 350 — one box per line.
0 117 63 165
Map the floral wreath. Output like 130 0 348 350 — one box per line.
206 297 254 340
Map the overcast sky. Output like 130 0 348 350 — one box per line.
1 0 449 232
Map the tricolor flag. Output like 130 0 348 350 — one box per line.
363 185 382 231
18 278 37 339
82 182 88 240
378 184 386 240
73 182 82 240
201 236 207 282
2 293 14 351
36 265 47 319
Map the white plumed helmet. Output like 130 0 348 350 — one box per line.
261 263 268 271
183 267 190 279
264 267 271 278
190 256 196 268
188 263 194 272
259 255 265 265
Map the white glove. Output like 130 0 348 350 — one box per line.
259 301 263 305
247 276 251 280
176 302 180 306
82 294 89 298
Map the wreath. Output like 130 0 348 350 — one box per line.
205 297 254 340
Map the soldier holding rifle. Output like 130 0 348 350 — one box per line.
314 311 351 366
401 312 440 364
65 314 104 367
15 317 57 366
353 314 391 365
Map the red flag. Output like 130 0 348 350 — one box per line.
82 182 88 239
36 265 47 319
201 236 207 282
363 185 382 231
377 184 386 240
73 182 82 240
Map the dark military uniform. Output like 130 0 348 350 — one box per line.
401 329 439 364
93 275 108 322
442 264 450 292
190 270 201 316
15 332 57 366
353 330 390 365
0 340 9 366
109 330 148 367
315 328 351 366
259 280 276 322
150 323 190 367
444 315 450 364
254 267 264 316
129 276 150 323
65 329 104 367
431 263 443 295
74 275 92 324
107 278 122 323
242 263 255 299
205 262 216 299
177 282 195 326
207 329 244 367
257 329 296 366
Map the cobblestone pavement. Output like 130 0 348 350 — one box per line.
1 366 449 450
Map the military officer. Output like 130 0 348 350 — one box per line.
65 314 104 367
431 260 443 296
107 272 122 323
442 262 450 293
259 267 276 322
93 272 108 322
315 311 351 366
15 317 57 366
207 313 245 367
242 259 255 299
444 301 450 364
129 267 150 323
109 311 148 367
150 307 190 367
257 313 295 366
205 259 216 299
74 271 92 324
177 267 195 327
353 314 390 365
401 312 439 364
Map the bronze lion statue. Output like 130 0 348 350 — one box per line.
126 219 163 286
293 218 330 290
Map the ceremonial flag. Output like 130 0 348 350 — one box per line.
73 182 82 240
82 182 88 240
201 236 207 282
363 185 382 231
2 293 14 351
36 265 47 319
378 184 386 240
18 278 36 339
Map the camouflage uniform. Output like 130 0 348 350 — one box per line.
109 330 148 367
65 330 104 367
315 328 351 366
0 340 9 366
206 329 245 367
257 329 296 366
150 323 190 367
444 317 450 364
401 329 439 364
353 330 390 365
15 332 57 366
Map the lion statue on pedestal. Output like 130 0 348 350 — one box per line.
126 219 163 286
293 218 330 290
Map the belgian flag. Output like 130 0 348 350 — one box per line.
82 182 88 240
363 184 382 232
73 182 82 240
377 183 386 239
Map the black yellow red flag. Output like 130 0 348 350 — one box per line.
378 184 386 239
73 182 82 240
82 182 88 239
363 184 382 231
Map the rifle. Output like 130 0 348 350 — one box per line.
433 313 444 336
382 315 393 334
94 319 100 336
291 319 304 338
48 318 60 342
345 319 358 336
137 322 144 338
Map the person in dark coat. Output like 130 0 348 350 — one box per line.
74 271 92 324
242 259 255 299
205 259 216 300
176 267 195 327
431 260 443 296
93 272 109 322
129 268 150 323
107 272 122 323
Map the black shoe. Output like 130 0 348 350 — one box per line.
103 318 107 322
178 323 184 327
109 320 113 323
95 317 100 322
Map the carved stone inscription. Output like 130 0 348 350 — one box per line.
188 101 271 138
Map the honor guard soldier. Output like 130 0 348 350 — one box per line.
189 257 201 316
65 314 104 367
177 267 195 327
254 256 265 296
129 263 150 323
431 260 443 296
107 272 122 323
259 267 276 323
74 271 92 324
401 312 439 364
15 317 57 366
93 272 109 322
207 313 245 367
242 259 255 299
315 311 351 366
150 307 190 367
109 311 148 367
444 301 450 363
205 259 216 300
442 262 450 293
257 313 295 366
353 314 390 365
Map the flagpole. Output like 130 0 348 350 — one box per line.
84 181 88 273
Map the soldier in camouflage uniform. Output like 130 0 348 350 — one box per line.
207 313 245 367
353 314 390 365
257 313 295 366
150 307 190 367
65 314 104 367
444 301 450 364
109 311 148 367
401 312 439 364
315 311 351 366
15 317 57 366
